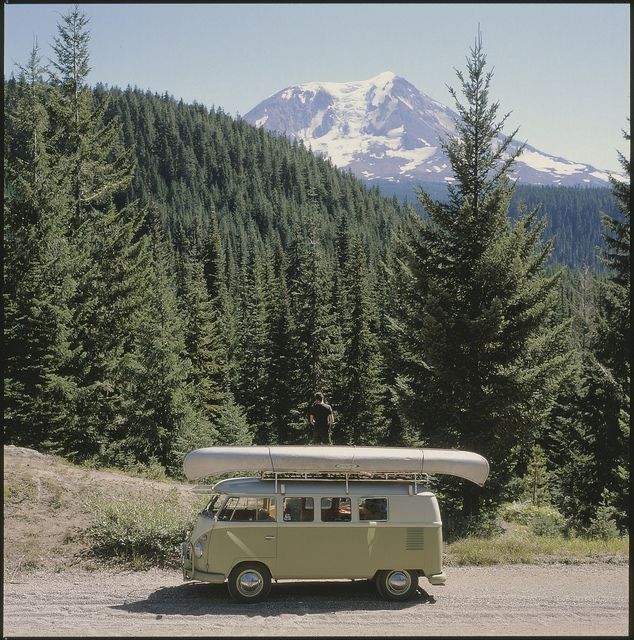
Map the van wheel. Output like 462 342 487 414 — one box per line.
227 563 272 603
375 569 419 601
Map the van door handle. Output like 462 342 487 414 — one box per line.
264 536 276 540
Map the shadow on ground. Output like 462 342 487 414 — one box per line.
112 579 437 617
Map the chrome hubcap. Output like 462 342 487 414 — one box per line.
386 571 411 594
237 571 263 596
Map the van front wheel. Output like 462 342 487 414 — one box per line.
227 563 272 603
375 569 418 601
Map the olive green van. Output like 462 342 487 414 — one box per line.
181 445 489 603
181 476 451 602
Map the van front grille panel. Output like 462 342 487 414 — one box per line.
405 527 425 550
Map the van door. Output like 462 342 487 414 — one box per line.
209 496 278 576
277 496 368 579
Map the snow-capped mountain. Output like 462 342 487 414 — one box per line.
244 71 617 188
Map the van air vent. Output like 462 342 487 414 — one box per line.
406 527 424 550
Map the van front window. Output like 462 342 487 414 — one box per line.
217 496 277 521
203 494 221 517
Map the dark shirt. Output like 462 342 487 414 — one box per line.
309 402 333 429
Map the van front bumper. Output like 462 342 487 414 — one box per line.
181 541 193 580
180 541 225 584
427 571 447 585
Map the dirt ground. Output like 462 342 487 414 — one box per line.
3 564 629 636
3 445 200 576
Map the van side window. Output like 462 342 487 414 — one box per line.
321 497 351 522
359 497 388 521
218 497 276 521
283 497 314 521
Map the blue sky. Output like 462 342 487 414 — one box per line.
4 3 630 172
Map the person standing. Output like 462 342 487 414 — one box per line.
308 392 334 445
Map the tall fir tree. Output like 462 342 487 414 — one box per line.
392 33 574 525
179 255 227 423
4 44 77 450
48 5 133 228
286 216 339 439
335 236 386 445
119 212 215 471
44 6 149 459
262 243 299 443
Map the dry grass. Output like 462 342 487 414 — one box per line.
445 527 629 566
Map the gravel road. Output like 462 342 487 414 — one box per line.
3 564 628 636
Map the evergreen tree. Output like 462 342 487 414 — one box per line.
235 241 270 442
44 6 149 459
48 5 134 227
118 213 214 470
286 218 339 438
262 242 299 443
179 255 227 422
335 236 386 444
520 444 551 506
392 33 574 525
199 208 238 391
583 126 631 529
4 45 77 449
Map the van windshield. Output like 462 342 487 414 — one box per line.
203 494 221 517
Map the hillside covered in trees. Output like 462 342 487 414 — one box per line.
4 7 629 538
373 179 622 270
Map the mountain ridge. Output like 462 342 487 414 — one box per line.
244 71 621 188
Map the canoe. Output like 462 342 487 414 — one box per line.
183 445 489 486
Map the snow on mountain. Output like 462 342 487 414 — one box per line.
244 71 620 188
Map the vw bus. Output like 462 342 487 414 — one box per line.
180 445 489 603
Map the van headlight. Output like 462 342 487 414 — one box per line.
193 534 208 558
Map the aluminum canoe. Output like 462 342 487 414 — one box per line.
183 446 489 486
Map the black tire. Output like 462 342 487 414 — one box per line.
227 563 272 603
375 569 419 601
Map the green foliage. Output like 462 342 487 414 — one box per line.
498 501 565 537
86 489 204 568
380 180 624 270
585 490 620 540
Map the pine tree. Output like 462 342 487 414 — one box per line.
587 125 630 529
48 5 134 228
262 243 299 444
597 124 630 384
286 217 339 438
199 208 238 391
118 213 214 470
4 44 77 450
336 236 386 444
179 255 227 422
520 444 551 506
44 6 149 460
392 33 574 524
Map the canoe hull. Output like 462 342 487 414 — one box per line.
183 445 489 486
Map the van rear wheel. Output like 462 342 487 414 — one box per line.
375 569 418 601
227 563 272 603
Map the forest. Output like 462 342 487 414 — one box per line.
375 179 622 270
4 7 629 538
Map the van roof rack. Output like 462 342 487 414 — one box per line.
259 470 430 494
